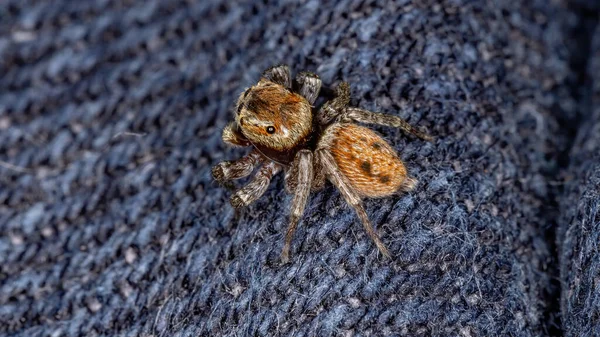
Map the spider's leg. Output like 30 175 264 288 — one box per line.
285 149 326 194
281 150 313 263
318 150 391 258
212 149 264 182
262 64 292 89
316 82 351 125
222 122 251 147
311 151 327 191
230 161 281 208
295 71 322 105
342 107 433 141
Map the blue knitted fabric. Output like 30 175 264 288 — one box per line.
558 22 600 337
0 0 591 336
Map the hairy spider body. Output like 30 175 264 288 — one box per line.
319 123 416 198
236 79 313 162
213 65 432 263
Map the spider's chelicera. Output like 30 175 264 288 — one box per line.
212 65 433 263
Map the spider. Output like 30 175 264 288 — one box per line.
212 65 432 263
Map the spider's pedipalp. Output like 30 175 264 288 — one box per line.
318 150 391 258
281 149 313 263
230 161 281 208
212 150 264 182
343 107 433 141
295 71 322 105
222 122 251 147
262 64 292 89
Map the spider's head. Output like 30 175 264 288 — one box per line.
235 79 312 151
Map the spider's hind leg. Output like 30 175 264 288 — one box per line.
342 107 433 141
318 150 391 258
262 64 292 89
295 71 322 105
316 81 351 125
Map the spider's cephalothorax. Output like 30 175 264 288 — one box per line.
235 78 313 165
212 65 433 263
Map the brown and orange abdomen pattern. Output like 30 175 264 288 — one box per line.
328 124 410 198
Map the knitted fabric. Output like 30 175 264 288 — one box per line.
0 0 589 336
558 22 600 337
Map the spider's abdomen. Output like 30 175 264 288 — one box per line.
321 123 415 198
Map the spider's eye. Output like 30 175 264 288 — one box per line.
266 126 276 134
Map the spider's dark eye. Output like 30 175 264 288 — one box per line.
266 126 276 134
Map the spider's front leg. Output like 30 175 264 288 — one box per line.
294 71 322 105
262 64 292 89
212 150 264 182
281 149 314 263
230 161 282 208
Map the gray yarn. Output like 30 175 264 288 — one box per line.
558 22 600 337
0 0 593 336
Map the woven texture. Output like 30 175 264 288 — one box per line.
558 23 600 337
0 0 591 336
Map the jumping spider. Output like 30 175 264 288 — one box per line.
212 65 432 263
